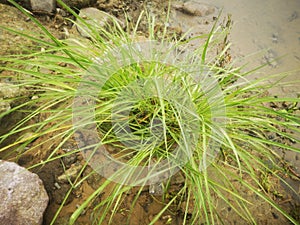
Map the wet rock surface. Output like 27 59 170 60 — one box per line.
0 160 49 225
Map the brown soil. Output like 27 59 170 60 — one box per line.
0 1 299 225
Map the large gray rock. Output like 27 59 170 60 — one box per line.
0 160 49 225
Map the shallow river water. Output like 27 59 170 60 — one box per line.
200 0 300 96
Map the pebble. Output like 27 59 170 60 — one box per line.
57 163 83 183
54 182 61 189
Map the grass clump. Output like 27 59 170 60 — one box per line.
0 0 299 224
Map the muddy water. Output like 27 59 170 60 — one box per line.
196 0 300 197
199 0 300 96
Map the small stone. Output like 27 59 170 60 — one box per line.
54 182 61 189
57 163 83 183
0 160 49 225
180 1 216 17
30 0 56 13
